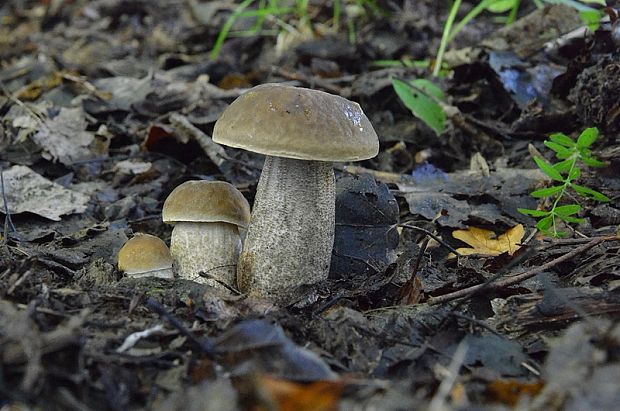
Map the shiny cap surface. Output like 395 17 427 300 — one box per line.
213 84 379 161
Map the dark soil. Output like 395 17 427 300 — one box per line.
1 1 619 410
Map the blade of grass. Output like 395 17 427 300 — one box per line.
433 0 461 77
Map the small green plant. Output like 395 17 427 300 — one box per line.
210 0 383 60
518 127 610 237
210 0 296 60
391 78 447 135
392 0 606 135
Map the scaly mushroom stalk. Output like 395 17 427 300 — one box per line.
162 180 251 289
213 83 379 304
237 157 335 301
171 221 242 286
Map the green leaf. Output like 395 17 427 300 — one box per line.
571 184 610 202
556 152 572 160
392 78 446 136
518 208 550 217
531 185 564 198
536 215 554 231
408 78 446 101
486 0 517 13
560 215 586 224
554 204 581 216
568 167 581 180
553 158 575 173
558 0 605 11
577 127 599 149
544 141 574 158
581 157 607 168
549 133 576 148
534 156 565 182
579 10 602 31
578 0 607 5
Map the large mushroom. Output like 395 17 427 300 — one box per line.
162 180 251 287
213 83 378 303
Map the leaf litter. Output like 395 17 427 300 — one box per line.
0 1 619 410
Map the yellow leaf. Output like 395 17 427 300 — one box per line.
453 224 524 256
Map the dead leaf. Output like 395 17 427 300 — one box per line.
257 376 345 411
0 165 89 221
486 379 545 406
397 275 424 305
453 224 524 256
16 71 63 101
31 106 96 165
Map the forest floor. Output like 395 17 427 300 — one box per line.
0 1 619 410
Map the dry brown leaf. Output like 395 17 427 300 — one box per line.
486 379 544 406
257 376 345 411
453 224 524 257
16 71 63 100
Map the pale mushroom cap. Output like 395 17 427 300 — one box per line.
162 180 251 228
118 233 173 274
212 83 379 161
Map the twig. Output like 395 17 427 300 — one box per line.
116 324 165 353
397 237 428 304
198 266 243 295
450 312 502 337
169 113 227 170
1 167 19 243
427 340 468 411
427 235 617 305
144 297 215 358
16 303 69 317
271 66 344 95
0 81 45 123
336 164 415 184
538 236 614 247
398 223 461 255
7 269 32 295
215 151 264 171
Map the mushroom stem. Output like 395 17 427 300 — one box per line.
171 222 242 287
237 156 335 302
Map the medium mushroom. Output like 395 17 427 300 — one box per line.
118 233 174 279
162 180 251 287
213 83 378 303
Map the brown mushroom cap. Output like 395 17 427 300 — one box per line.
162 180 251 228
212 83 379 162
118 233 173 274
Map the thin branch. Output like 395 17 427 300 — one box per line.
271 66 344 95
398 223 461 255
397 236 429 304
427 235 618 305
144 297 215 358
1 168 19 243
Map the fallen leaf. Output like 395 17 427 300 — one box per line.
397 275 424 305
0 165 89 221
453 224 524 256
486 379 545 406
31 106 96 165
16 71 63 101
257 376 345 411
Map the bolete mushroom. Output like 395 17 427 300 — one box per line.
162 180 251 287
118 233 174 279
212 83 378 303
